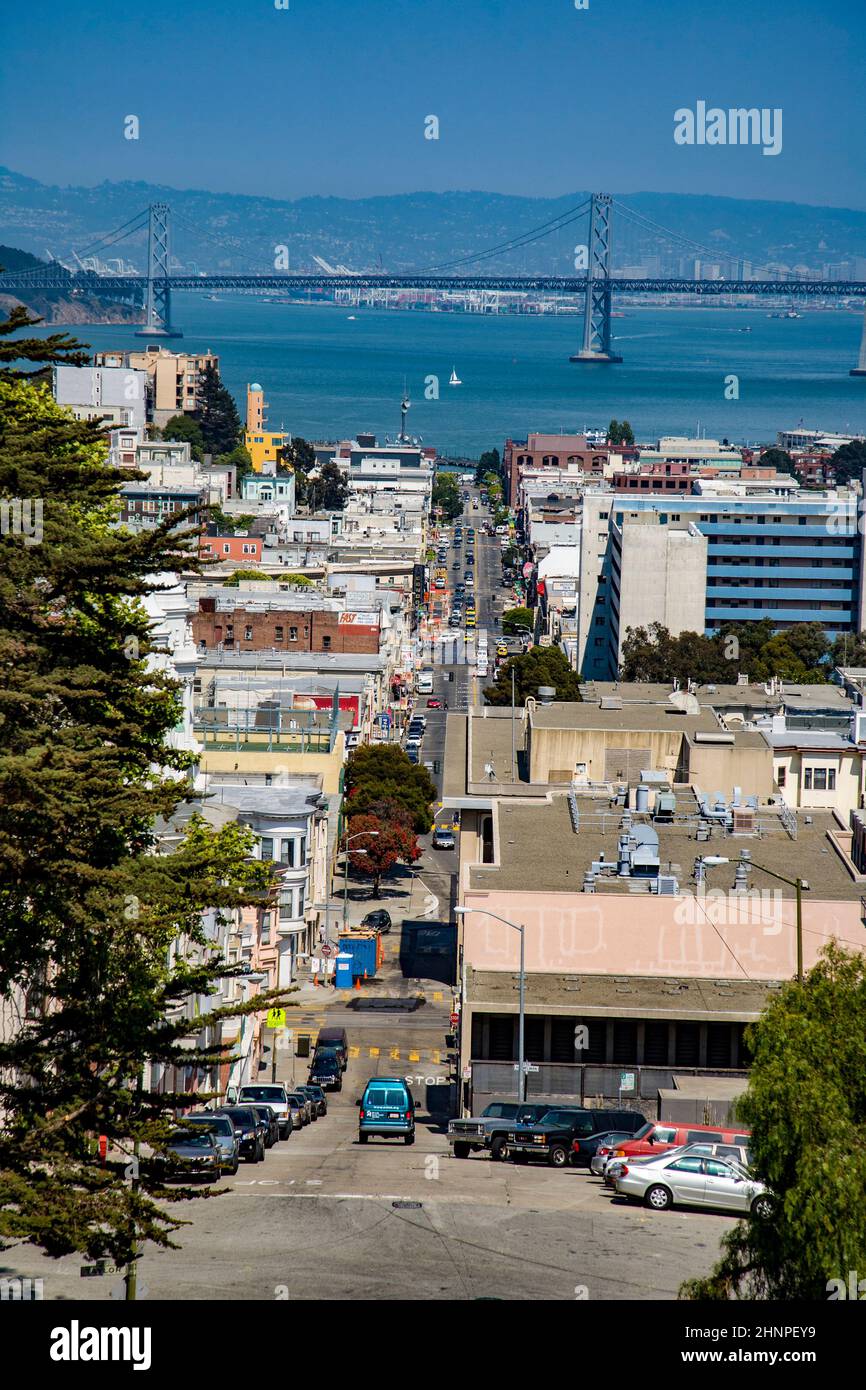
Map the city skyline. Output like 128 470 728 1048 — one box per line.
1 0 865 209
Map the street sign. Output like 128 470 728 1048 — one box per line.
513 1062 539 1073
619 1071 636 1093
266 1007 287 1030
379 713 391 730
321 944 332 958
449 1012 459 1028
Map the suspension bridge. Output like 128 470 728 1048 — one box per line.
3 195 866 372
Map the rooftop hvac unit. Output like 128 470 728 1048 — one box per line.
732 807 756 835
653 875 679 895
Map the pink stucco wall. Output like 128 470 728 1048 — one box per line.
461 889 866 981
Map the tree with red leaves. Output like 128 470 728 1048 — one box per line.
347 802 421 899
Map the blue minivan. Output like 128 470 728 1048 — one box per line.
358 1077 416 1145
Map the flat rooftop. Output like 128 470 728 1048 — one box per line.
585 681 853 713
466 966 781 1022
468 791 866 903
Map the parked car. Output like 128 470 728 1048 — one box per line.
309 1047 343 1091
215 1106 265 1163
449 612 461 626
448 1102 583 1161
157 1128 221 1184
573 1126 652 1170
296 1084 328 1117
285 1095 307 1130
614 1151 772 1217
290 1090 316 1124
243 1103 280 1147
431 827 456 851
237 1084 294 1140
496 643 509 657
603 1119 752 1182
507 1108 648 1168
361 909 392 935
358 1076 416 1145
317 1026 349 1069
182 1113 240 1174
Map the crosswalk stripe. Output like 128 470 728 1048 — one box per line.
369 1047 380 1057
390 1047 400 1059
408 1051 420 1062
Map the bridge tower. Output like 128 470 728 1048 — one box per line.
570 193 622 364
850 303 866 377
135 203 182 339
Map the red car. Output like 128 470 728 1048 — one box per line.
426 697 443 709
601 1119 752 1185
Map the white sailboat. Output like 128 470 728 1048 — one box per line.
449 367 462 386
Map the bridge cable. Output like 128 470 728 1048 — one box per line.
74 212 151 263
613 199 754 272
406 197 592 274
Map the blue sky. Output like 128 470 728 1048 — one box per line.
2 0 864 207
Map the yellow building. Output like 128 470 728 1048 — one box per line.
243 382 291 472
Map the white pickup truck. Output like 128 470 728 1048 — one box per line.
236 1084 293 1140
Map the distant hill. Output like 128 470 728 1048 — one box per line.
1 167 865 277
0 240 141 325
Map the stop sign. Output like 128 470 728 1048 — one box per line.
450 1012 459 1028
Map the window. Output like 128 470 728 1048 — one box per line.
222 543 231 555
260 837 274 861
289 626 298 642
260 912 272 946
242 543 256 555
322 635 332 650
244 625 253 641
666 1156 704 1173
687 1130 722 1144
274 625 284 642
804 768 812 790
280 838 296 867
704 1159 735 1177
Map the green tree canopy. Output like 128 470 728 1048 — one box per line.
501 606 534 636
830 438 866 487
475 447 502 486
344 745 437 833
214 444 254 479
162 412 205 461
197 363 241 458
309 460 347 512
681 943 866 1300
620 621 832 685
432 471 462 521
484 645 583 705
607 419 634 446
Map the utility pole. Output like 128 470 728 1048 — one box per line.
511 663 516 781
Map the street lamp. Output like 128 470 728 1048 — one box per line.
454 906 527 1103
696 853 806 983
342 829 380 928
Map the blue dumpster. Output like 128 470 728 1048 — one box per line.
334 952 355 990
339 931 377 980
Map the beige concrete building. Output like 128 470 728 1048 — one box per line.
608 512 708 674
95 346 219 426
442 702 866 1112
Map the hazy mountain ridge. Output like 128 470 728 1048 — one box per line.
1 169 864 276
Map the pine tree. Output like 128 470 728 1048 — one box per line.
197 362 241 457
0 317 288 1273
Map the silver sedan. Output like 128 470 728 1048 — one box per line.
615 1152 772 1217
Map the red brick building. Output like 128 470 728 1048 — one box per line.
504 433 608 505
192 598 381 654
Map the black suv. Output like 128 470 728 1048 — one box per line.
507 1108 647 1169
361 909 392 934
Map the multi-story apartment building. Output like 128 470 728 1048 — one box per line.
504 432 608 506
53 364 148 429
95 346 220 426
